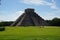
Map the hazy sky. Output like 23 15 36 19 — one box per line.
0 0 60 21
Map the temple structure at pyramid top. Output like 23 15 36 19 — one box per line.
25 8 34 13
11 8 48 26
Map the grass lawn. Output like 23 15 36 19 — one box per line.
0 26 60 40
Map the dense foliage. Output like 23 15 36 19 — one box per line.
0 18 60 26
0 21 13 26
46 18 60 26
0 27 5 31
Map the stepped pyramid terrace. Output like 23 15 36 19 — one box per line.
11 8 48 26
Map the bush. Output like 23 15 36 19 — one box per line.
0 21 14 26
0 27 5 31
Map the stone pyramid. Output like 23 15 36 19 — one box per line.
11 8 48 26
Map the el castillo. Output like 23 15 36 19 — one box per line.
11 8 48 26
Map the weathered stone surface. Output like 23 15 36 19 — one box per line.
11 8 48 26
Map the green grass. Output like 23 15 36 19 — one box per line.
0 26 60 40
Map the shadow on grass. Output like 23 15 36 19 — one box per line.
0 35 60 40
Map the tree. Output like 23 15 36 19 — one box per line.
51 18 60 26
0 21 14 26
0 0 1 5
46 17 60 26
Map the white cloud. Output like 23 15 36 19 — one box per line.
0 15 13 22
21 0 58 9
46 0 58 9
0 11 24 22
23 0 45 5
13 11 24 20
0 15 5 22
10 11 24 21
38 10 60 20
16 11 24 16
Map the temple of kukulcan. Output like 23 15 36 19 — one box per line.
11 8 48 26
